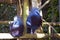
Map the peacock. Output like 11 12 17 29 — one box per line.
9 15 24 37
26 7 42 34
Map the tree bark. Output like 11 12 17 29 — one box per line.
31 0 38 8
17 0 22 17
23 0 29 34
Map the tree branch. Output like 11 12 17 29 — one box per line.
39 0 50 10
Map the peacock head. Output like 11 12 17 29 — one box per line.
14 16 20 21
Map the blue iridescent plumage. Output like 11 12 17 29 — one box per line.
9 16 24 37
26 7 42 33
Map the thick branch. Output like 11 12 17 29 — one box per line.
0 21 59 26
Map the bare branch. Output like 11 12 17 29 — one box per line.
39 0 50 10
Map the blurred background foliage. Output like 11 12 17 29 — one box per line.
0 24 9 33
41 0 59 33
0 4 17 21
0 0 59 33
0 4 17 32
43 0 59 22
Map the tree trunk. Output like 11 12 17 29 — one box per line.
23 0 29 34
17 0 22 17
31 0 38 8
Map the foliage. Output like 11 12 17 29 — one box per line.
0 3 17 21
53 25 60 33
42 24 49 33
44 0 59 22
0 24 9 33
42 0 59 33
0 3 17 32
